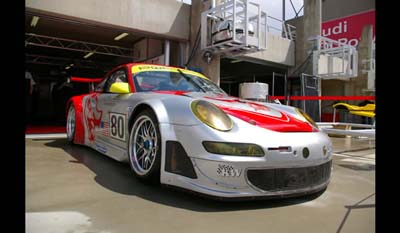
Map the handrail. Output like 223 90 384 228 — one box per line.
267 16 296 40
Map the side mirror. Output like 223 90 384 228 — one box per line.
110 83 130 94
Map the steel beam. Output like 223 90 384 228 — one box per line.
25 33 136 59
26 54 114 70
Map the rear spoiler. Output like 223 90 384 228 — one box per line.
69 76 104 93
70 76 103 83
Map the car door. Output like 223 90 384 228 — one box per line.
92 68 131 152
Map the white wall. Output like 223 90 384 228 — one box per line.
242 34 295 66
26 0 191 41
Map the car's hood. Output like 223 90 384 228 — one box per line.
154 91 315 132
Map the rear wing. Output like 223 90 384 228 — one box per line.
70 77 103 83
70 76 103 92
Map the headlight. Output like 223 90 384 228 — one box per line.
295 108 319 130
191 100 233 131
203 141 264 156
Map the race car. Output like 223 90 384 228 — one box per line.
66 63 333 199
332 102 375 118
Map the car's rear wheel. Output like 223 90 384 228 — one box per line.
66 104 76 143
128 109 161 183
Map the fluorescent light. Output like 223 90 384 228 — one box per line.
114 32 129 41
31 16 40 27
84 52 94 59
70 64 74 67
65 66 71 70
230 59 242 63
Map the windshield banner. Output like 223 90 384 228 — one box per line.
132 65 207 80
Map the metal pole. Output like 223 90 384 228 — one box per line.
318 77 321 121
301 74 306 110
283 0 286 21
284 73 288 104
333 108 336 123
245 0 249 46
272 72 275 96
165 40 170 66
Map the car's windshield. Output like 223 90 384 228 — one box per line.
132 70 227 95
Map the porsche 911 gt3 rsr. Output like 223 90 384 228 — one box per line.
66 63 333 199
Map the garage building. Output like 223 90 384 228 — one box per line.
25 0 375 132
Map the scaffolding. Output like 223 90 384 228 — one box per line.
267 15 296 40
311 36 358 79
201 0 267 56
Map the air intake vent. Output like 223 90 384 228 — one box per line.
165 141 197 179
247 161 331 192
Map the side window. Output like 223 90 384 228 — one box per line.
104 69 128 93
94 78 107 92
113 70 127 83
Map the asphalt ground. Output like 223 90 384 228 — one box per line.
26 136 375 233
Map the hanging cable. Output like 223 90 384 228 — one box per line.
289 44 317 77
185 26 201 67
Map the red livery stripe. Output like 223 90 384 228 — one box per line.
270 96 375 101
219 106 315 132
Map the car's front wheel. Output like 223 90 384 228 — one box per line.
128 109 161 183
66 104 76 143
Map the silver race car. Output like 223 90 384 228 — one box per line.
66 63 332 199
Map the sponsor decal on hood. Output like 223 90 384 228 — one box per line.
152 92 314 132
204 96 314 132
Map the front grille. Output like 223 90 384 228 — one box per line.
247 161 332 192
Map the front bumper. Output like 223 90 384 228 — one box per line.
159 121 333 198
185 158 332 198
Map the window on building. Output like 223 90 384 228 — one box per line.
176 0 191 5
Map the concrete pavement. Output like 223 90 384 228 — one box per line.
26 136 375 233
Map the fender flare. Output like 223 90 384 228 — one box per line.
66 95 86 145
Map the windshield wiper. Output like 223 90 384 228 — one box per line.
177 69 206 93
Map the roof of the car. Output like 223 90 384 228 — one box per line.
128 63 208 80
102 63 208 80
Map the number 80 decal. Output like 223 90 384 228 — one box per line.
110 113 126 141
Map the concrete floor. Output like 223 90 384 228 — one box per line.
26 136 375 233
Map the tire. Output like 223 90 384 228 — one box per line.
66 104 76 143
128 109 161 183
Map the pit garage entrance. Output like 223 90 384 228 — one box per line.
25 10 183 132
220 58 288 100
